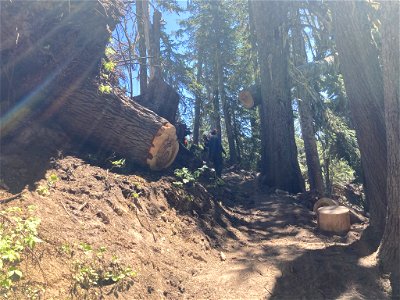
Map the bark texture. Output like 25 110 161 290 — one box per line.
58 82 179 170
136 0 147 93
378 2 400 298
134 77 180 123
331 1 387 239
292 18 324 195
250 1 304 193
192 55 203 145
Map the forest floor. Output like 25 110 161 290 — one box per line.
0 154 391 299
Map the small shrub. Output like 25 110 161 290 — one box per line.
0 206 42 297
35 173 59 196
173 165 208 186
70 243 136 299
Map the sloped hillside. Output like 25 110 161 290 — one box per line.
0 156 390 299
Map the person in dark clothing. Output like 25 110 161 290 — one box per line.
208 129 226 178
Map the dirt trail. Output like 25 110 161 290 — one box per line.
184 173 389 299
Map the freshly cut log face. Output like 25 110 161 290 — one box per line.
239 90 255 109
147 123 179 170
317 205 350 234
313 197 338 213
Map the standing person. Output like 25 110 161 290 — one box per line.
208 129 226 178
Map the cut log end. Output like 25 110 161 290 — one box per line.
239 90 255 109
317 205 350 234
147 123 179 170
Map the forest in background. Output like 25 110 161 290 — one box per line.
0 0 398 298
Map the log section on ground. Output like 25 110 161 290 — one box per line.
317 205 350 234
58 82 179 170
134 77 180 123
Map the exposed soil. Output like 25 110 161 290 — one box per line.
0 155 391 299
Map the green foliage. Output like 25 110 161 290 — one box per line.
110 158 125 168
0 206 42 297
173 165 208 186
105 47 116 58
98 84 112 94
36 173 59 196
70 243 136 299
329 158 355 188
102 60 116 73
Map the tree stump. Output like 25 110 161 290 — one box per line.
317 206 351 234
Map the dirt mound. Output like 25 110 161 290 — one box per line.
0 156 391 299
0 156 229 299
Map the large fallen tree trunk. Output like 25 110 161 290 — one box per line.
57 82 179 170
0 0 179 171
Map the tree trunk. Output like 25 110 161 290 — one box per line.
151 9 162 79
133 77 180 123
239 55 335 110
378 2 400 298
250 1 305 193
141 0 152 78
0 0 179 171
331 1 387 240
136 0 147 93
192 54 203 145
216 49 237 164
292 15 324 195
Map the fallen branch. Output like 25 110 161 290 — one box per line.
0 192 23 204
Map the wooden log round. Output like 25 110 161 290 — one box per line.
238 85 262 109
313 197 338 213
317 205 350 234
239 90 255 109
147 123 179 170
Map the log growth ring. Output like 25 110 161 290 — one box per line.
239 90 255 109
147 123 179 170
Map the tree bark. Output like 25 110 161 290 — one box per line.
58 82 179 170
133 76 180 123
378 1 400 298
331 1 387 240
136 0 147 93
250 1 305 193
151 9 162 79
216 44 237 164
292 14 325 195
192 54 203 145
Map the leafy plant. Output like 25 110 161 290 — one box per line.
98 84 112 94
173 165 208 186
70 243 136 299
36 173 59 196
0 206 42 297
110 158 125 169
102 60 116 72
